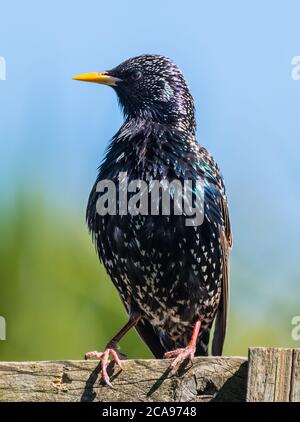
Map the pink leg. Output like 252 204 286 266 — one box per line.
85 313 140 386
164 320 201 368
85 348 123 387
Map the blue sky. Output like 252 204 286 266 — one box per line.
0 1 300 314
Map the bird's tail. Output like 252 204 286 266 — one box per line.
195 329 210 356
211 295 227 356
134 319 166 358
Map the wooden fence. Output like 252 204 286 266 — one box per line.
0 347 299 402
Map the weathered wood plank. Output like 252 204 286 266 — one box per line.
247 347 300 402
290 349 300 402
0 357 247 402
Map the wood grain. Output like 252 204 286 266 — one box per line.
247 347 300 402
0 356 247 402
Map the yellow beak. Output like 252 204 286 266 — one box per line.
72 72 121 86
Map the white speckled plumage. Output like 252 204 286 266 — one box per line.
85 55 232 358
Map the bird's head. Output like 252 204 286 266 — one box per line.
73 55 196 132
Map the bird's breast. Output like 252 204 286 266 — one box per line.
86 127 225 336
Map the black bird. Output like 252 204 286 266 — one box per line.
73 55 232 386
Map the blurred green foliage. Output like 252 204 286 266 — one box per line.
0 194 298 361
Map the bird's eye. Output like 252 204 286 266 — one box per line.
131 70 142 81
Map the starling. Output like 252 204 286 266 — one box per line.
73 55 232 386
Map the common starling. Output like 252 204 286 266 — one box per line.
73 55 232 386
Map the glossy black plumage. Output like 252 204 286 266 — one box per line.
86 55 232 358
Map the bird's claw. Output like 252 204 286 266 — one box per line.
85 348 124 387
164 346 195 369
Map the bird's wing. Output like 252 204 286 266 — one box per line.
212 194 232 356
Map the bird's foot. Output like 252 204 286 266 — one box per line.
163 320 201 369
164 345 196 369
85 347 126 387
